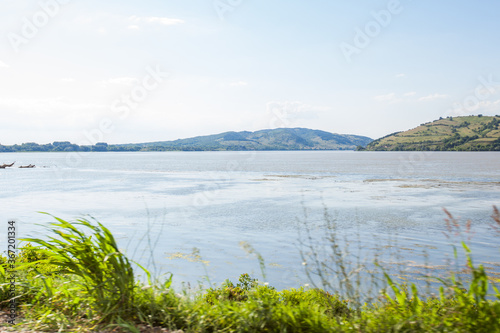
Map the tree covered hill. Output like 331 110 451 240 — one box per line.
0 128 373 152
121 128 372 151
363 115 500 151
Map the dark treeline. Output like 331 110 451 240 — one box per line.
0 141 299 152
0 128 373 152
0 141 141 152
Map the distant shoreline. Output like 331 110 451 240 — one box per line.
1 149 498 155
0 128 373 153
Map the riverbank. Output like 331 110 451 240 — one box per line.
1 212 500 332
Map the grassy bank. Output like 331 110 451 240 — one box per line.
363 115 500 151
1 210 500 332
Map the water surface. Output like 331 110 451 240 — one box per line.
0 151 499 290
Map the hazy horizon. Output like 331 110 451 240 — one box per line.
1 126 377 146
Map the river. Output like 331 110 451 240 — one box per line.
0 151 499 291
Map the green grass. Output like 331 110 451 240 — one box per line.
1 209 500 332
364 115 500 151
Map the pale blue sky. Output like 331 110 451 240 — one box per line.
1 0 500 145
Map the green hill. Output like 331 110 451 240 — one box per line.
364 115 500 151
124 128 373 151
0 128 372 152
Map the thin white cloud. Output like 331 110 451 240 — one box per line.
61 78 75 83
148 17 185 25
0 60 10 68
101 77 138 86
482 99 500 111
374 93 396 102
395 73 405 78
129 16 185 26
230 81 248 87
449 99 500 116
266 101 329 115
0 97 109 132
0 97 107 114
266 101 327 128
475 85 500 97
128 25 140 30
403 91 416 97
0 100 113 145
419 93 448 101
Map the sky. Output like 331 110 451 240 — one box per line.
1 0 500 145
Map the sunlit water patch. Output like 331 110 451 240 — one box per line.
0 151 499 291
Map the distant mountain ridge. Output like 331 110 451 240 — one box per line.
0 128 373 152
123 128 373 151
363 115 500 151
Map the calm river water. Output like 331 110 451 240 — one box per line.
0 151 499 290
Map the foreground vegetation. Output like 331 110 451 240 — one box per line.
363 115 500 151
1 209 500 332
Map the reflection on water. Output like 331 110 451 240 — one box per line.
0 151 499 290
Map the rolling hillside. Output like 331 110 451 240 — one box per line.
123 128 373 151
0 128 372 152
364 115 500 151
